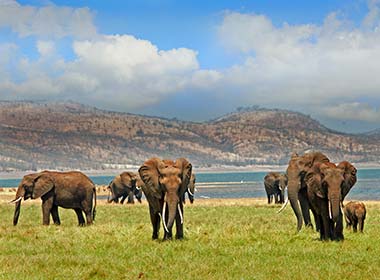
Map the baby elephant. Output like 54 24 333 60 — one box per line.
344 201 367 233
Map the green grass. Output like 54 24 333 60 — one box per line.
0 200 380 279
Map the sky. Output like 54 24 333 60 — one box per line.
1 0 380 133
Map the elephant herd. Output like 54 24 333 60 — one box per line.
264 151 367 241
9 152 366 241
9 157 196 240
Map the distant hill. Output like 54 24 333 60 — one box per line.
0 101 379 171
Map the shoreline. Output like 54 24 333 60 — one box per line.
1 162 380 179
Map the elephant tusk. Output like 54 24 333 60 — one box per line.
136 185 141 190
277 197 289 214
161 204 169 233
329 201 333 220
9 197 22 204
187 188 194 196
178 204 184 224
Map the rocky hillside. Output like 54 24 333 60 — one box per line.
0 101 379 171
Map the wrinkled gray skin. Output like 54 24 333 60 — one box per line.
12 171 96 226
264 172 287 204
306 161 357 240
183 174 196 204
107 172 142 204
139 158 192 240
286 152 330 231
344 201 366 233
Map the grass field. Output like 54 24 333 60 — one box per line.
0 198 379 279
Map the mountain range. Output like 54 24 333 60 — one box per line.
0 101 379 171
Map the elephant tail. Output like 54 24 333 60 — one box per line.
92 187 97 221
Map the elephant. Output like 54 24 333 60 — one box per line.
107 171 142 204
305 161 357 240
139 157 192 240
10 170 96 226
284 151 330 231
182 173 196 204
343 201 366 233
264 172 287 204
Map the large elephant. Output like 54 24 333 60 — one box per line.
305 161 357 240
264 172 287 204
10 171 96 226
139 157 192 240
285 151 330 231
343 201 366 233
183 173 196 204
107 171 142 204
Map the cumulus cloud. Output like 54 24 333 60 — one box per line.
0 0 97 38
322 103 380 122
218 5 380 121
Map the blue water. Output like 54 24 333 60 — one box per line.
1 169 379 200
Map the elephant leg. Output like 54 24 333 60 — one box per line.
149 205 160 240
127 191 134 204
41 197 54 225
274 193 279 204
267 194 271 204
310 207 320 232
120 195 127 204
175 203 184 240
50 205 61 225
359 219 364 233
353 219 358 232
163 202 173 240
333 212 344 241
299 190 312 228
74 208 86 226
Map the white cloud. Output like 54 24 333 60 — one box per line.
322 103 380 122
0 0 96 38
37 41 55 57
217 6 380 120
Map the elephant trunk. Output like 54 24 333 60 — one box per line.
13 187 25 226
329 196 341 223
288 183 303 231
165 193 179 232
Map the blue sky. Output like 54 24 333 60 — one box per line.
1 0 380 133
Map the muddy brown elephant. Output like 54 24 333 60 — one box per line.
10 171 96 226
305 161 357 240
284 151 330 231
344 201 366 233
183 173 196 204
107 171 142 204
139 157 192 240
264 172 287 204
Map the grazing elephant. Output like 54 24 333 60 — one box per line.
10 171 96 226
343 201 366 233
264 172 287 204
107 172 141 204
139 157 192 240
285 151 330 231
183 173 196 204
305 161 357 240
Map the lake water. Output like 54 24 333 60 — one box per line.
1 169 379 201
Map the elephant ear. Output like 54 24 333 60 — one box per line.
305 172 324 198
337 161 357 200
175 158 192 199
32 173 54 199
138 158 164 201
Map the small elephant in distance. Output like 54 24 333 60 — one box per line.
344 201 366 233
107 171 141 204
10 170 96 226
264 172 287 204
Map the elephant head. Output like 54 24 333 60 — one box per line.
139 157 192 237
11 172 54 225
305 162 343 222
286 151 330 231
107 171 138 203
337 161 357 201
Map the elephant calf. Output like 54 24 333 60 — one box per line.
10 171 96 226
263 172 287 204
107 171 143 204
344 201 366 233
